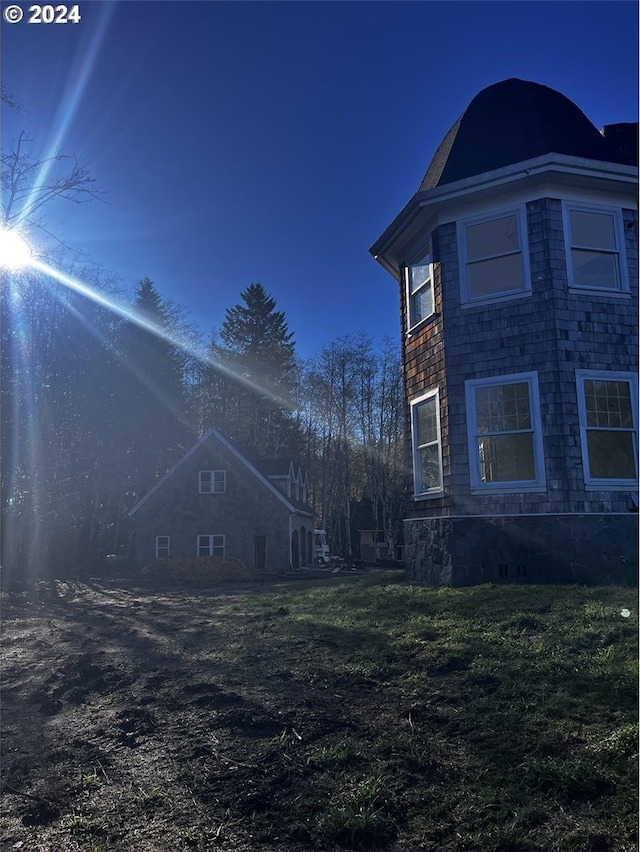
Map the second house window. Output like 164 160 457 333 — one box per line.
199 470 226 493
197 535 225 557
155 536 170 558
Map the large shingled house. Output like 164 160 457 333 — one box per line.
370 78 638 585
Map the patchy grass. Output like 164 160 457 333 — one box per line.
1 573 637 851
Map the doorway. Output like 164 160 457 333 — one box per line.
253 535 267 571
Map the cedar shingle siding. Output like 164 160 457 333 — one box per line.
372 79 638 585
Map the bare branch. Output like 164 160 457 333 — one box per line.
1 84 22 111
1 132 106 228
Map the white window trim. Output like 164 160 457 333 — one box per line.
465 372 546 493
562 202 629 293
155 536 170 558
458 204 531 306
410 388 444 499
576 370 638 490
197 534 226 557
405 251 435 333
199 470 226 493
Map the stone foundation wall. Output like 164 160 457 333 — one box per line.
404 514 638 586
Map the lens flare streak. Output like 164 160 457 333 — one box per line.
28 258 295 409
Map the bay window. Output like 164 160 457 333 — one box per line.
466 373 545 491
406 254 434 329
576 371 638 487
411 390 443 496
459 207 529 303
564 204 626 291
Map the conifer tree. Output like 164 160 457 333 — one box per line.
115 278 191 507
202 283 301 457
219 282 296 385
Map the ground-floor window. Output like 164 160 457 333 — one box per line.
156 536 170 558
197 534 225 557
410 389 443 497
576 370 638 488
465 372 545 491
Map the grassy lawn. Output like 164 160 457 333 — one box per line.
1 572 637 851
235 575 638 851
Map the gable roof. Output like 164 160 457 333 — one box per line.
418 78 635 192
128 429 315 518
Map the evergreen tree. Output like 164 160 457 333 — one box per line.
114 278 192 514
219 282 296 387
199 283 301 457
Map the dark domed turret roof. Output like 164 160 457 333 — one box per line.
419 78 635 192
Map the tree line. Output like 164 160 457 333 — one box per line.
1 273 408 579
1 102 407 580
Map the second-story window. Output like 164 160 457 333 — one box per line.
563 204 626 291
406 254 434 329
459 208 529 303
199 470 226 493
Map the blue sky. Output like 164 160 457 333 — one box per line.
2 0 638 359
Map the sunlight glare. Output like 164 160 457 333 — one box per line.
15 5 115 231
28 258 295 410
0 228 32 270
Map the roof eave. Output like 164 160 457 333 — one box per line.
128 428 308 518
371 153 638 278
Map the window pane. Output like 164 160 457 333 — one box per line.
570 210 616 250
476 383 531 432
584 380 633 428
571 249 619 289
466 215 520 261
416 398 438 445
478 433 535 482
587 431 636 479
410 262 431 293
468 252 523 298
418 444 441 491
200 471 212 492
213 471 226 492
410 285 434 325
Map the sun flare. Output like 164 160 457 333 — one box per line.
0 228 33 270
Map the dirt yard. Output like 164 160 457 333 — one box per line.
2 575 637 852
1 576 393 852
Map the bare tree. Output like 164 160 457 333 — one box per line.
1 106 111 582
302 334 406 560
1 131 106 252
